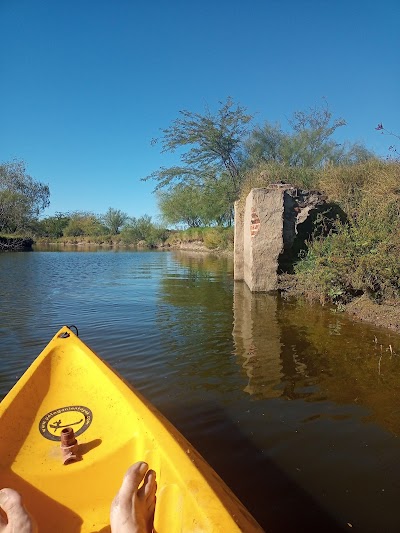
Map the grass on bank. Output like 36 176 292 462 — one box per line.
288 161 399 305
165 226 234 250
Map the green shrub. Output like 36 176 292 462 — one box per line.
293 207 399 303
278 160 400 304
203 228 234 249
165 226 233 250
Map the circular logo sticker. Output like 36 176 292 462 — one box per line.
39 405 93 441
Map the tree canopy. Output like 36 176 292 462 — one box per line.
243 102 373 170
145 99 374 228
145 97 252 194
103 208 128 234
0 160 50 233
144 98 253 226
157 175 236 227
37 212 70 238
63 212 107 237
120 215 169 246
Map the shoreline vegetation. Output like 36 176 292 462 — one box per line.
31 220 400 335
33 225 235 252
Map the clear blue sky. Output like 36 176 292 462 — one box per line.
1 0 399 220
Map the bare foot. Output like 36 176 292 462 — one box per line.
110 462 157 533
0 488 34 533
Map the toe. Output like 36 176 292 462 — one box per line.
0 488 23 515
141 470 156 500
0 489 33 532
119 463 148 499
111 462 148 515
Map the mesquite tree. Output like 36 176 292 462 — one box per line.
143 97 253 225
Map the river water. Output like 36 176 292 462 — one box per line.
1 248 400 532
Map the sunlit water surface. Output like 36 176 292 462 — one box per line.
1 248 400 532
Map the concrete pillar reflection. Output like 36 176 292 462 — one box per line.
232 281 283 398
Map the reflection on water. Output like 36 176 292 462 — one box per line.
233 282 400 435
2 249 400 531
233 283 283 397
232 281 400 532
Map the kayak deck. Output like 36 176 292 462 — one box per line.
0 327 263 532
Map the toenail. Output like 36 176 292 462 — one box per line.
0 490 8 506
139 462 147 474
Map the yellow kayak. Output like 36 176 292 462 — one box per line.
0 326 263 532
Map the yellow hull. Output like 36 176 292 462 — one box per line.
0 326 263 532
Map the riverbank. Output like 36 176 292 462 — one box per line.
0 236 33 250
346 295 400 333
35 236 231 254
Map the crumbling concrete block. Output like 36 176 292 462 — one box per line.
234 184 325 292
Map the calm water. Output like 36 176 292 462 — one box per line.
2 248 400 532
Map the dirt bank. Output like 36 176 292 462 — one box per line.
162 240 217 252
346 295 400 333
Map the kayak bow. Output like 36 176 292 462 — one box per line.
0 326 263 532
